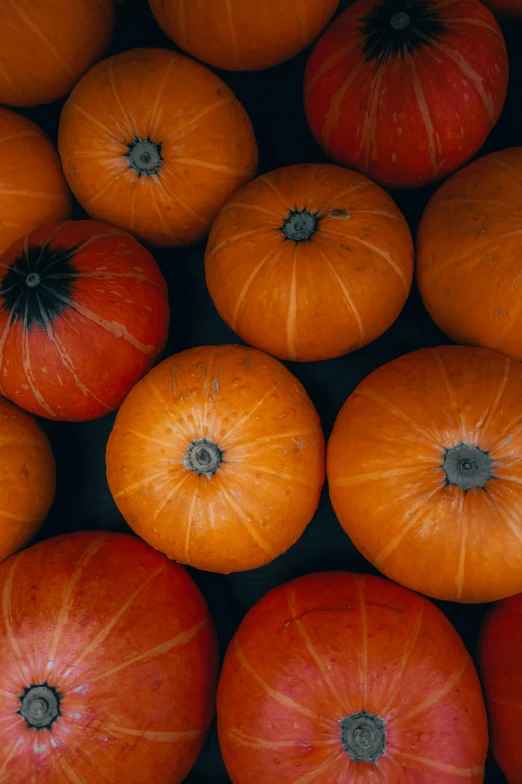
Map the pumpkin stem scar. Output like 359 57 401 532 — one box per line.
281 208 318 242
340 711 386 763
183 438 223 476
390 12 410 30
18 683 61 730
443 444 493 491
126 138 163 177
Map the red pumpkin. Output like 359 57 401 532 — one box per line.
58 48 258 247
205 163 413 362
148 0 339 71
304 0 508 189
479 593 522 783
106 344 325 573
0 531 218 783
0 108 71 256
327 345 522 603
0 220 169 421
482 0 522 18
0 397 55 564
0 0 115 107
218 571 488 783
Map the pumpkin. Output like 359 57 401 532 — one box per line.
417 147 522 361
148 0 339 72
205 163 413 362
0 531 218 783
0 108 71 257
0 0 115 107
0 397 55 564
217 571 488 783
0 220 169 422
58 48 258 247
479 593 522 783
327 345 522 603
106 344 325 573
482 0 522 18
304 0 508 189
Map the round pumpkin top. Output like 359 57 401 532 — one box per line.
328 344 522 603
205 163 413 362
148 0 339 71
218 571 488 784
417 147 522 361
106 344 325 573
0 0 115 107
58 47 258 247
0 531 218 782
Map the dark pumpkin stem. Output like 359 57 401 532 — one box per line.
126 138 162 176
360 0 447 64
281 209 318 242
18 684 61 730
183 439 223 476
443 444 493 491
340 711 386 763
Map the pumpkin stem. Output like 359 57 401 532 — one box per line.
282 209 318 242
18 684 61 729
126 138 162 177
390 11 410 30
443 444 492 491
340 711 386 763
183 438 223 476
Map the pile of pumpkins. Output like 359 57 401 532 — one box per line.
1 0 522 782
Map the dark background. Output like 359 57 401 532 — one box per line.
17 1 522 781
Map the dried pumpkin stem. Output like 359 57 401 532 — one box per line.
19 684 61 729
340 711 386 763
390 12 410 30
126 138 162 176
183 438 223 476
282 208 317 241
443 444 492 491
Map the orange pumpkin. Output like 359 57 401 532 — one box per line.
0 108 71 257
0 0 115 107
148 0 339 71
482 0 522 18
0 531 218 783
106 344 325 573
304 0 508 189
58 48 258 247
206 163 413 362
217 571 488 784
327 345 522 603
0 397 55 564
0 220 169 421
479 593 522 783
417 147 522 361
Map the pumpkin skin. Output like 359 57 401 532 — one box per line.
0 220 169 422
205 164 413 362
417 147 522 361
0 397 55 564
58 48 258 247
0 108 71 257
217 571 488 784
304 0 508 189
148 0 339 71
327 345 522 603
482 0 522 18
0 531 218 783
0 0 115 107
479 593 522 783
106 344 325 573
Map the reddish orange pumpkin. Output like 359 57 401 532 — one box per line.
327 345 522 603
148 0 339 71
0 397 55 564
417 147 522 361
58 47 258 247
205 163 413 362
106 344 325 573
0 531 218 783
0 0 115 107
0 220 169 421
479 593 522 783
304 0 508 189
0 108 71 256
482 0 522 18
218 571 488 783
